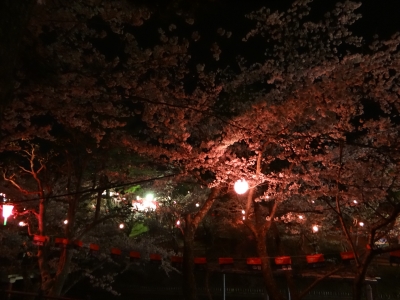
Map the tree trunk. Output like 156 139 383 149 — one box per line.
353 272 364 300
257 231 285 300
352 253 373 300
50 248 74 296
182 187 220 300
37 248 53 293
183 226 197 300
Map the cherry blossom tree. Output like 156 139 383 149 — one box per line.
2 1 400 300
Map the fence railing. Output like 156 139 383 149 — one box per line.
126 286 400 299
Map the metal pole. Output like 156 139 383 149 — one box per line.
264 289 269 300
223 273 225 300
366 284 373 300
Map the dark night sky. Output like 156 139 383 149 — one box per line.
129 0 400 69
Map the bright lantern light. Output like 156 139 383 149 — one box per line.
359 222 364 227
234 179 249 194
176 220 180 226
2 204 13 226
299 215 304 220
63 220 68 225
119 223 124 229
195 203 200 207
241 210 245 215
312 225 319 233
133 194 157 211
353 200 358 204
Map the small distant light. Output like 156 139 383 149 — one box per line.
196 203 200 207
241 210 245 215
266 195 270 199
18 221 26 227
242 216 245 220
311 200 315 203
299 215 304 220
119 223 124 229
63 220 68 225
312 225 319 233
176 220 180 226
23 208 26 211
353 200 358 204
359 222 364 227
173 201 176 204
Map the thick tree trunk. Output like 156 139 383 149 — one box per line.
257 231 285 300
352 253 373 300
182 187 220 300
37 248 53 293
183 227 197 300
353 272 364 300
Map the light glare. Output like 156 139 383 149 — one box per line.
312 225 319 233
234 179 249 195
2 205 13 225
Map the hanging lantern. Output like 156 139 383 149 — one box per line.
234 179 249 194
2 204 14 225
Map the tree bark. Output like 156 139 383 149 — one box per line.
182 187 220 300
257 230 285 300
50 248 74 296
183 223 197 300
352 252 373 300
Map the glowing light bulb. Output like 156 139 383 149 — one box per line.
63 220 68 225
176 220 180 226
312 225 319 233
119 223 124 229
2 204 13 225
353 200 358 204
234 179 249 194
196 203 200 207
359 222 364 227
242 216 245 220
18 221 26 227
241 210 245 215
299 215 304 220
